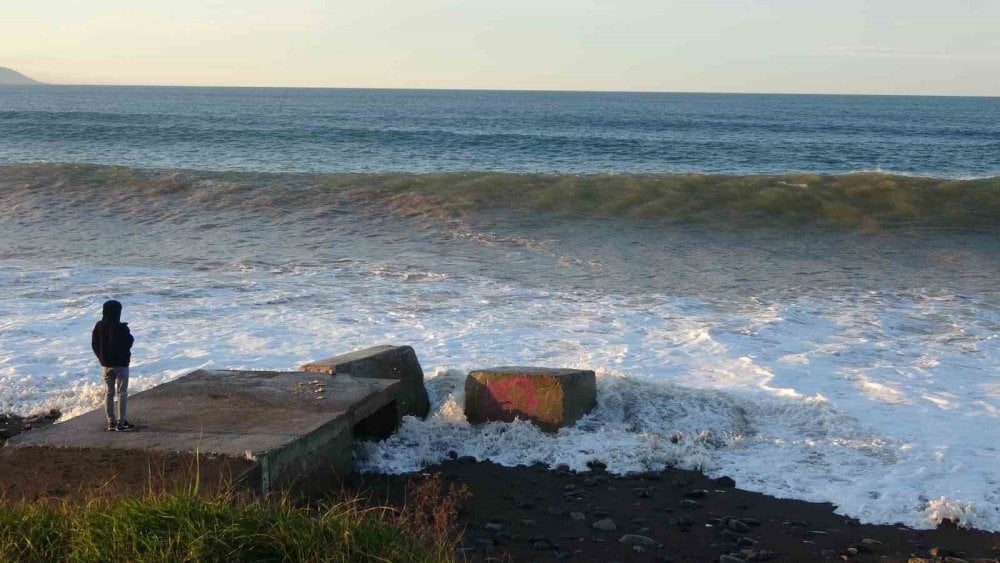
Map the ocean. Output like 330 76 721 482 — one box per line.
0 86 998 530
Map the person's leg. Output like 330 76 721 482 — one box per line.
116 366 129 422
103 367 117 424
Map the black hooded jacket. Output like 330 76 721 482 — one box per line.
91 300 133 367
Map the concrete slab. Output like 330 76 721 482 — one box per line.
465 367 597 432
301 344 431 418
8 369 409 493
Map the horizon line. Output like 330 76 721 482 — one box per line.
6 82 999 98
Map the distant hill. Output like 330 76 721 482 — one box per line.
0 67 44 85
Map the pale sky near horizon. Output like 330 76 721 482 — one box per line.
3 0 999 96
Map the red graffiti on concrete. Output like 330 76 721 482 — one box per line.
486 375 540 414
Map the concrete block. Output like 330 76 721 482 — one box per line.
464 367 597 431
301 345 431 419
8 369 410 495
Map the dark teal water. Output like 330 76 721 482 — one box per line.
1 86 998 176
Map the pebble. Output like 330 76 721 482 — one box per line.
929 547 957 558
619 534 662 548
721 530 744 543
740 549 774 561
592 518 617 531
484 523 504 532
680 499 701 509
570 512 585 521
845 547 858 556
684 489 709 499
713 476 737 487
727 519 751 533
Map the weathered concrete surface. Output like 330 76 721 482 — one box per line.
301 345 431 419
7 369 407 493
464 367 597 432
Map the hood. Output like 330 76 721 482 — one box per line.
102 300 122 323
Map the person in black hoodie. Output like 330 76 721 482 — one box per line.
91 300 135 431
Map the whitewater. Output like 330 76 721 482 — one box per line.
0 87 998 531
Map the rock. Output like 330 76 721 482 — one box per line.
929 547 958 558
570 512 586 521
593 510 610 518
521 519 537 527
845 547 858 556
457 455 477 464
860 538 882 549
713 476 737 487
727 519 750 533
677 515 694 526
547 506 564 517
301 345 431 418
632 545 646 554
736 537 757 546
680 499 701 509
619 534 662 548
464 367 597 431
494 530 511 543
721 530 744 543
592 518 617 531
741 517 761 527
719 555 745 563
484 523 504 532
684 489 709 499
740 549 774 561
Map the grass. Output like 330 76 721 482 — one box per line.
0 472 470 563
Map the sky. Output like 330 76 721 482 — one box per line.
2 0 999 95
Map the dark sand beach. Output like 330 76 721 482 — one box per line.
352 459 1000 562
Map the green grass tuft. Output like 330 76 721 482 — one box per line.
0 489 455 563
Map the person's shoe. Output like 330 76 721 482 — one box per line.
116 420 136 432
106 420 118 431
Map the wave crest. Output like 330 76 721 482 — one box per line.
1 163 997 230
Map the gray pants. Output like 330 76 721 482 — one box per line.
102 366 129 422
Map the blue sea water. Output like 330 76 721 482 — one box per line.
1 86 999 530
1 86 998 176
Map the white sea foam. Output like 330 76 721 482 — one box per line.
0 261 997 531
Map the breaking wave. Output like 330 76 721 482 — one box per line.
1 163 997 231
